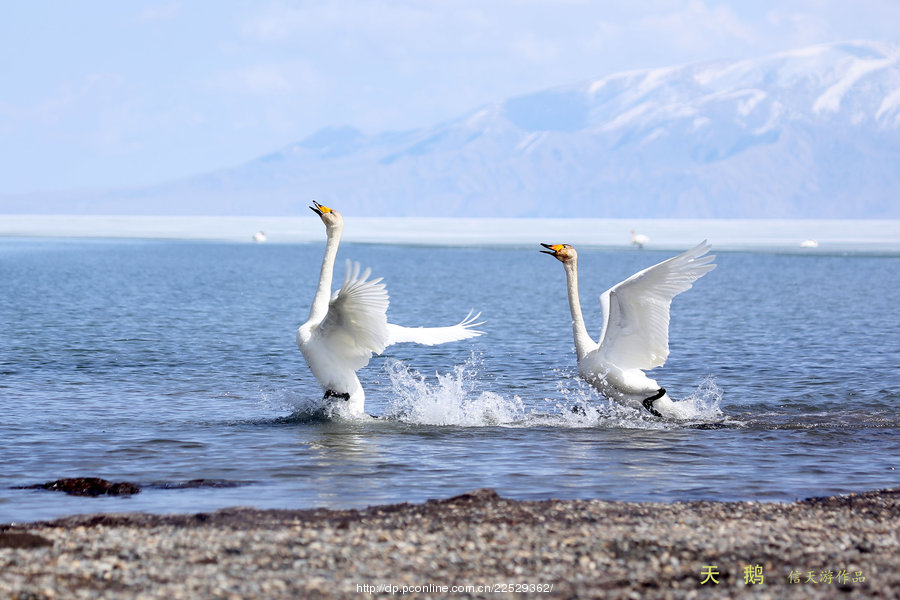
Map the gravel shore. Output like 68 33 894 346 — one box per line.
1 487 897 599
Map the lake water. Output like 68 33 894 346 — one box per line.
1 219 898 523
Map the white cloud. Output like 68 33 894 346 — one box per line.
766 7 837 47
207 62 325 96
138 3 182 22
217 65 292 94
640 0 759 53
239 1 440 43
509 32 563 63
21 73 125 124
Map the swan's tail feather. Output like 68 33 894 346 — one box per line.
459 309 486 330
386 310 485 347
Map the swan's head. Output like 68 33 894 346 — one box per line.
310 201 343 230
540 243 577 263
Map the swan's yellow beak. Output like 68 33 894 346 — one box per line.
540 243 565 256
310 201 333 216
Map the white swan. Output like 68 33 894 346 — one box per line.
541 241 716 418
630 229 650 248
297 201 484 416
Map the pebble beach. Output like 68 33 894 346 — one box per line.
1 487 897 599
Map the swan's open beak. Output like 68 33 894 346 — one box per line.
540 243 564 256
309 201 333 216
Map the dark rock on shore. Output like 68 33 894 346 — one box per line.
20 477 141 497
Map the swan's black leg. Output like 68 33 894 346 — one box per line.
642 388 666 418
324 390 351 401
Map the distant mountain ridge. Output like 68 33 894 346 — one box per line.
4 40 900 217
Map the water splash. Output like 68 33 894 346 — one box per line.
260 357 727 428
661 376 726 422
381 358 727 429
539 373 672 429
255 387 339 423
383 359 529 426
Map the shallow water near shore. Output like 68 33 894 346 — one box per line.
1 231 898 523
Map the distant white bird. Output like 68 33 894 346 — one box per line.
630 229 650 248
800 239 819 248
252 231 267 243
297 201 483 416
541 241 716 418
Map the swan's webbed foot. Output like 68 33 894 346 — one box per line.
642 388 666 418
324 389 351 401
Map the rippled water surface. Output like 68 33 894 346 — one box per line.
1 235 898 522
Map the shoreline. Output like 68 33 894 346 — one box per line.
2 215 900 253
2 487 897 599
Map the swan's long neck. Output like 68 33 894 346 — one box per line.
308 224 342 323
564 259 594 361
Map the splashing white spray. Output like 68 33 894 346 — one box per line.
269 358 725 427
257 385 369 423
383 358 529 426
664 376 724 421
381 355 725 428
539 372 666 429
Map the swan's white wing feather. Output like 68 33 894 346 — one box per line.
385 311 484 346
312 260 390 371
597 241 716 371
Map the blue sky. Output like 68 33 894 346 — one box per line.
2 0 898 194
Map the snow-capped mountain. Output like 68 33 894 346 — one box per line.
7 40 900 217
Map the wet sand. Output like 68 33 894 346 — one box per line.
1 487 897 599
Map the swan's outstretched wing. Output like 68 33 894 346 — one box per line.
312 260 391 371
596 241 716 371
385 311 484 346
